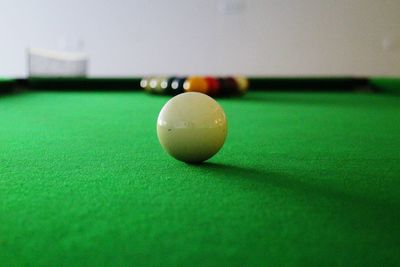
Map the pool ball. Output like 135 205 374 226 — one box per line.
219 77 238 97
160 77 168 89
152 77 167 94
170 77 186 95
234 76 249 95
159 77 172 95
140 77 148 89
204 77 220 96
140 77 152 92
157 92 227 163
149 77 159 94
183 76 209 94
164 77 177 95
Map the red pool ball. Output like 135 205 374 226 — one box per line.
204 77 220 96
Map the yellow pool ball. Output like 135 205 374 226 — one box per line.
234 76 249 95
183 76 209 94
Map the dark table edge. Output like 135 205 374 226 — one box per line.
1 76 399 93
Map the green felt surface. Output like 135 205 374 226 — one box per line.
1 91 400 266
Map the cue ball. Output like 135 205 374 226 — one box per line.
157 92 227 163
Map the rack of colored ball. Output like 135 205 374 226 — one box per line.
140 76 249 97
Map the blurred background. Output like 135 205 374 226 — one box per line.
0 0 399 77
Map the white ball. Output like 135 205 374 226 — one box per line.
157 92 227 163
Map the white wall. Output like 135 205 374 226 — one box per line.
1 0 399 77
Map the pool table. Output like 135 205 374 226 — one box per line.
1 78 400 266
